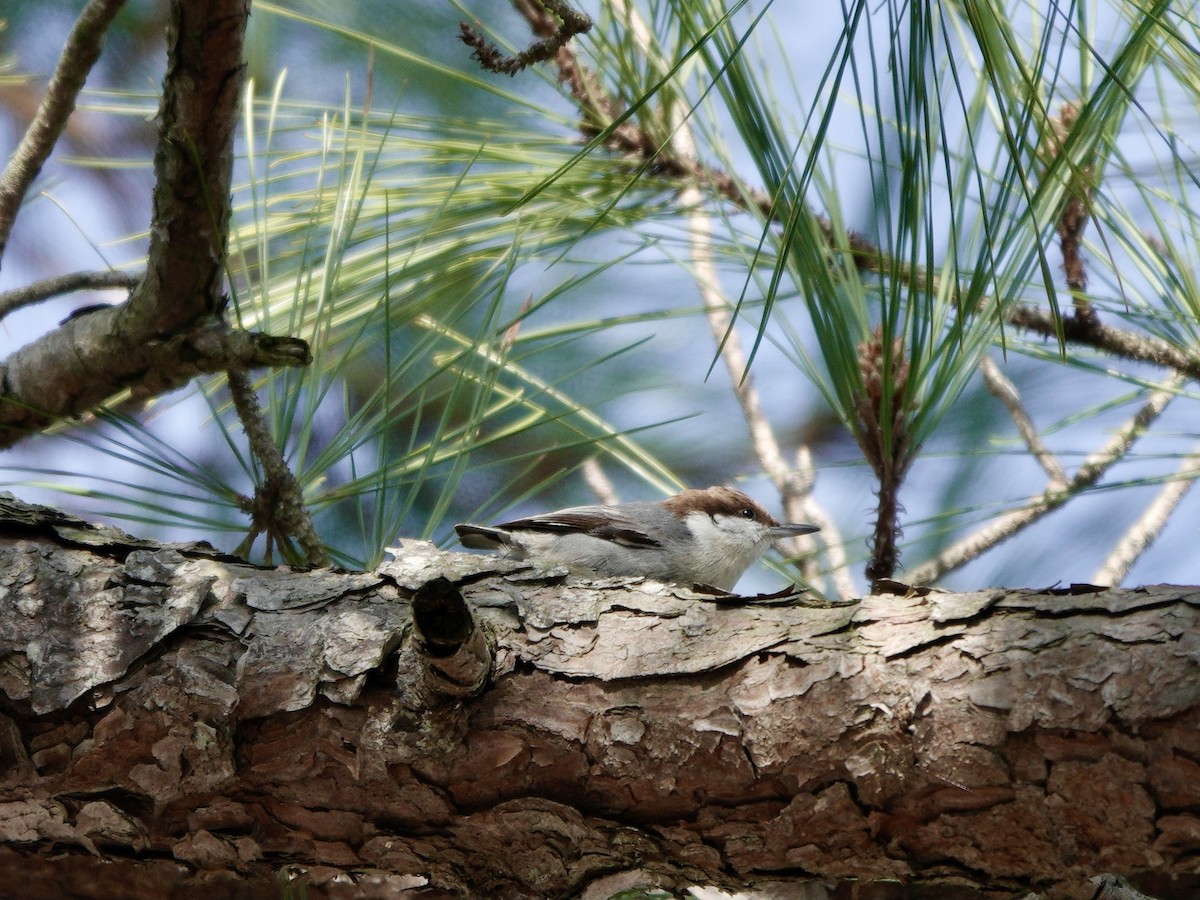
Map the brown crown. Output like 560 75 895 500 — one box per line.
661 486 778 525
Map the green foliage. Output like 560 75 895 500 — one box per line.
5 0 1200 589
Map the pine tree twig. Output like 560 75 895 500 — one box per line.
907 373 1185 586
1042 101 1099 332
980 356 1068 490
0 270 140 320
0 313 309 450
125 326 311 403
1006 304 1200 377
1092 441 1200 587
227 368 329 568
460 0 591 77
0 0 126 265
504 3 1200 391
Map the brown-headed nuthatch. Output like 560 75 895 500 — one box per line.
454 485 818 591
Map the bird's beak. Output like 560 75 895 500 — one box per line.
770 523 820 538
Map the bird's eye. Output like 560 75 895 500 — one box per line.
740 507 755 519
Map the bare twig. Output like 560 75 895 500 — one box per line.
0 270 140 320
582 457 620 507
1041 101 1099 332
980 356 1068 490
227 368 328 567
1092 442 1200 586
907 373 1186 585
460 0 591 76
0 0 126 266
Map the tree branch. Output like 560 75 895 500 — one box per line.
227 367 329 568
0 270 140 320
0 0 126 266
0 500 1197 897
501 3 1200 392
0 0 259 444
0 314 309 449
121 0 245 335
1093 441 1200 586
460 0 591 76
907 373 1186 585
1007 304 1200 376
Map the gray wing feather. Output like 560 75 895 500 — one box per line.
492 505 661 547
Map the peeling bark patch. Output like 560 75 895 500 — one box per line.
0 546 211 712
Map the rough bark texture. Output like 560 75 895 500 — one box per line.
0 497 1197 899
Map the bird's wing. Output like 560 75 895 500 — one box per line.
454 524 514 550
496 506 662 548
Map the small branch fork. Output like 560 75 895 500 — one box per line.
465 15 1199 589
910 101 1189 585
0 0 326 566
906 370 1186 586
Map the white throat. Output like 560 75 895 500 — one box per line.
679 510 773 590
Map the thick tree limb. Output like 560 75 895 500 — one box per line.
0 318 309 448
0 498 1196 898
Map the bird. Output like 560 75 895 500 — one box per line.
454 485 818 591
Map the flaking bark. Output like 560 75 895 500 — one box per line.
0 497 1197 899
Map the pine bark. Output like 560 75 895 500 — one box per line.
0 497 1197 899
